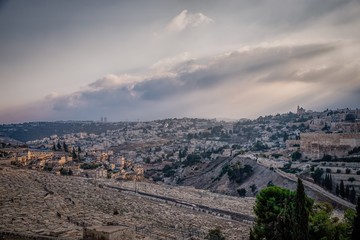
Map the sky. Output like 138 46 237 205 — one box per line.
0 0 360 123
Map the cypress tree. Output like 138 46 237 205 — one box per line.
72 148 77 160
57 142 62 151
336 184 339 196
330 174 333 191
350 187 356 204
345 185 350 199
275 200 294 240
351 197 360 240
63 142 68 152
340 180 345 198
293 178 309 240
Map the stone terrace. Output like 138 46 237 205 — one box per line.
0 167 252 239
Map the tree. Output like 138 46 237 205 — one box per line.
63 142 68 152
348 177 356 183
72 148 77 160
340 180 345 198
352 197 360 240
336 184 340 196
309 203 338 240
250 184 257 193
52 143 56 151
274 199 294 240
293 178 309 240
237 188 246 197
57 142 62 151
350 187 356 203
345 185 350 199
251 186 295 239
205 227 225 240
312 168 323 184
291 151 302 161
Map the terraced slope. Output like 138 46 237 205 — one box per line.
0 166 252 240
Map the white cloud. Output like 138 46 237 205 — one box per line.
166 10 214 32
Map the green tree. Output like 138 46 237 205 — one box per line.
291 151 302 161
312 168 323 184
293 178 309 240
205 227 225 240
275 199 294 240
252 186 294 239
351 197 360 240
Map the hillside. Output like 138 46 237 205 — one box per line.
176 156 337 202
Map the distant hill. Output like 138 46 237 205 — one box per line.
0 121 131 142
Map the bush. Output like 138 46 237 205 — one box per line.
291 151 302 161
205 227 225 240
182 154 201 167
237 188 246 197
348 177 356 182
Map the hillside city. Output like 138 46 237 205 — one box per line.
1 106 360 239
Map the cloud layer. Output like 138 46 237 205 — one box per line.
1 0 360 123
2 40 359 123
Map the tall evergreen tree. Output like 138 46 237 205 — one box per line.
340 180 345 198
293 178 309 240
57 142 62 151
350 187 356 204
351 197 360 240
275 200 294 240
72 148 77 160
329 174 333 191
345 185 350 199
63 142 68 152
336 184 339 196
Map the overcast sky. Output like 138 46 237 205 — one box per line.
1 0 360 123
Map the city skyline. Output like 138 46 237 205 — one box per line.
1 0 360 123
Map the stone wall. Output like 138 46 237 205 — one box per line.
300 133 360 159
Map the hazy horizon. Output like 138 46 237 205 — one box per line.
1 0 360 123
